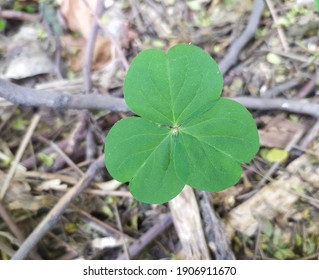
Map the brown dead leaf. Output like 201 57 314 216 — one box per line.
57 0 96 38
0 170 30 202
0 170 54 211
225 175 301 238
225 144 319 239
57 0 122 71
61 34 113 71
7 194 53 211
92 36 114 70
287 154 319 188
258 114 306 148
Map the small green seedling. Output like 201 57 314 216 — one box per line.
104 44 259 204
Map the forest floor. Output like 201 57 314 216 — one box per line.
0 0 319 260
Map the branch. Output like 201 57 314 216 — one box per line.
0 10 40 21
219 0 265 74
0 79 129 112
2 79 319 119
117 214 173 260
196 191 235 260
82 0 105 94
232 97 319 119
11 156 105 260
169 186 210 259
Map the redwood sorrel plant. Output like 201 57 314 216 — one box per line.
104 44 259 204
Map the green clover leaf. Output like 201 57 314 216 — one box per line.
104 44 259 204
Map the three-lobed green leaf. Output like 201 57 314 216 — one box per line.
104 44 259 204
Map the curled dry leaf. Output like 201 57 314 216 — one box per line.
225 144 316 238
57 0 96 38
3 25 54 79
91 237 123 250
95 179 123 191
36 179 68 191
0 170 55 211
287 154 319 188
57 0 125 70
226 175 300 238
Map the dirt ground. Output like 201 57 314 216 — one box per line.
0 0 319 260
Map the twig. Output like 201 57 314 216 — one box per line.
21 139 66 169
0 105 17 133
0 201 42 259
262 79 300 98
0 10 40 21
231 97 319 119
3 79 319 120
117 214 173 260
77 208 135 242
298 73 318 98
37 135 84 176
11 156 105 260
81 0 106 161
0 240 15 258
0 201 25 243
0 79 129 112
113 204 130 259
65 116 89 155
83 0 105 94
299 120 319 149
219 0 265 74
268 50 319 66
85 128 96 160
238 128 305 200
22 170 78 185
82 0 129 71
265 0 289 52
47 231 79 260
2 78 319 126
254 224 262 259
0 113 41 199
169 186 210 260
196 191 235 260
86 189 132 198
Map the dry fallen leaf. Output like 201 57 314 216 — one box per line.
3 25 54 79
57 0 96 38
36 179 68 191
57 0 126 70
226 175 300 238
287 154 319 188
0 170 55 211
258 114 305 148
95 179 122 191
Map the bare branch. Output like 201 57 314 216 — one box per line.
0 79 129 112
117 214 173 260
0 114 41 199
11 156 105 260
196 191 235 260
219 0 265 74
169 186 210 260
0 10 40 21
2 79 319 119
232 96 319 119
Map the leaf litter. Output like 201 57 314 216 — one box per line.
0 0 319 260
